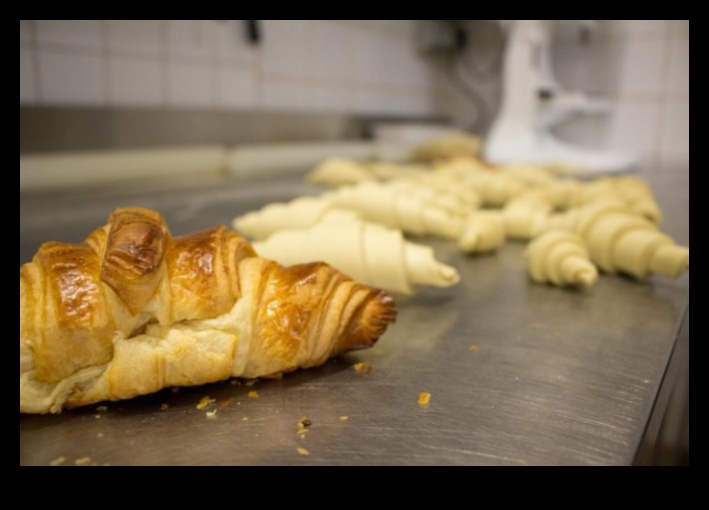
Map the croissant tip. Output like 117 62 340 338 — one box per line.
335 288 397 356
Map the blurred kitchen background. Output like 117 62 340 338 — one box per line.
20 20 688 167
19 20 689 465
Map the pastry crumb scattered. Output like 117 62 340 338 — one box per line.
297 418 313 429
242 417 249 422
297 428 309 436
248 391 260 400
354 361 373 375
469 345 479 353
96 406 109 413
206 410 218 420
197 397 216 410
74 457 92 466
418 393 432 407
231 380 242 387
339 416 349 422
97 433 105 439
50 457 66 467
160 404 170 412
297 448 310 457
245 380 259 387
219 398 234 410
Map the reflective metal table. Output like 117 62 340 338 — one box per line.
19 166 689 466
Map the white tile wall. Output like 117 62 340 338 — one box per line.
604 101 662 163
551 19 689 166
214 21 256 65
667 36 690 97
21 19 445 118
261 79 310 111
616 39 667 97
20 20 32 45
38 50 105 105
167 61 213 107
109 56 163 107
20 48 37 103
19 19 689 167
307 20 350 82
660 101 690 163
36 20 103 52
107 20 163 58
167 19 216 63
261 20 308 78
216 66 256 108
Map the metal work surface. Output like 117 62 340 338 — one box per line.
19 168 689 466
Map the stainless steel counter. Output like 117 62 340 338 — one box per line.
19 166 690 466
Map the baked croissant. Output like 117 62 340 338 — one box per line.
20 208 397 414
253 217 460 295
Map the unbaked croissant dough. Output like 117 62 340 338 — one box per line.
502 192 555 241
20 208 397 414
331 182 466 239
306 158 376 187
254 218 460 295
234 195 335 240
527 231 599 288
411 133 483 163
538 200 689 280
458 211 507 254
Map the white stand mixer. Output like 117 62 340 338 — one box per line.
484 20 636 174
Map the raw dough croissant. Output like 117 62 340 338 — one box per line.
331 182 466 239
20 208 397 414
458 211 507 254
254 218 460 295
527 231 599 288
538 200 689 280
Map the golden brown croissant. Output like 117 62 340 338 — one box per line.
20 208 397 415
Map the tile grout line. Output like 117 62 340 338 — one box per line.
101 20 111 106
652 21 675 168
28 21 43 104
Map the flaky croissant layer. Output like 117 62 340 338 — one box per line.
20 208 397 414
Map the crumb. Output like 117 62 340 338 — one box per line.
297 418 313 429
94 414 102 420
97 433 105 439
242 417 249 422
248 391 260 400
231 380 241 387
75 457 92 466
50 457 66 467
339 416 349 422
245 380 258 387
469 345 479 353
197 397 216 410
206 410 218 420
354 362 373 375
96 406 109 413
218 398 234 410
297 428 309 436
418 393 432 407
297 448 310 457
160 404 170 412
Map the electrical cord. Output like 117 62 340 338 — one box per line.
444 53 491 136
